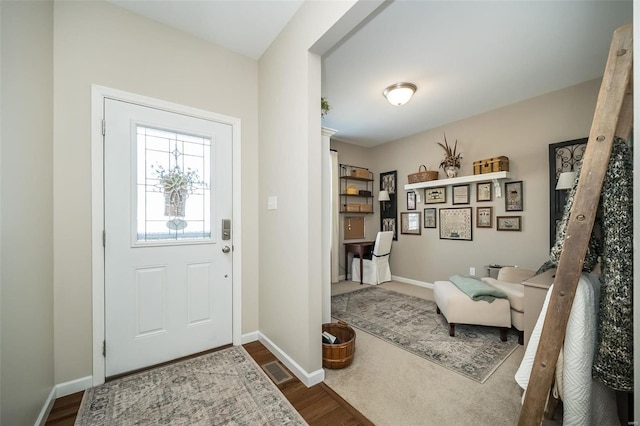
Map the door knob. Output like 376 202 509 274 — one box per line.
222 246 231 253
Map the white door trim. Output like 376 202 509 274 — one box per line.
91 85 242 386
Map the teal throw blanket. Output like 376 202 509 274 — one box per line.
449 275 507 303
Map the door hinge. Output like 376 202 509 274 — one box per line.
102 230 106 247
102 119 106 136
102 340 106 357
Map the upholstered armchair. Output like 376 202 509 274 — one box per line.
482 267 537 344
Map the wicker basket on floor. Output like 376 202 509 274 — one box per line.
322 321 356 369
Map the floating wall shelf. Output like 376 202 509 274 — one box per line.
403 171 511 191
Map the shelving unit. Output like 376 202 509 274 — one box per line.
403 171 511 191
339 164 374 214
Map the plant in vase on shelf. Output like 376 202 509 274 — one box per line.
152 164 205 218
437 134 462 178
321 97 331 119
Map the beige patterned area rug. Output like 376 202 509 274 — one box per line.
332 286 518 383
75 346 306 425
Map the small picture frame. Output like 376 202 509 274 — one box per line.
452 184 470 205
401 212 421 235
476 182 492 202
505 181 523 211
439 207 472 241
424 208 437 228
424 187 446 204
407 191 417 210
476 206 493 228
383 217 397 240
497 216 522 231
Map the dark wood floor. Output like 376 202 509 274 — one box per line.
45 341 372 425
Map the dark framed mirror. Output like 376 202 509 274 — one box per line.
548 137 587 248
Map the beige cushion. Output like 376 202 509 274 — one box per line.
511 310 524 331
496 266 536 283
481 278 525 312
433 280 511 328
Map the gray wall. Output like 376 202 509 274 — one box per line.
53 0 259 384
333 79 601 284
1 1 55 424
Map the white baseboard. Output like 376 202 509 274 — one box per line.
56 375 93 398
36 375 94 425
391 275 434 289
35 386 56 426
258 332 324 387
241 331 259 344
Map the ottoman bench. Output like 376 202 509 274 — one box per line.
433 280 511 341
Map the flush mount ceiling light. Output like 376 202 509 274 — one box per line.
383 82 417 106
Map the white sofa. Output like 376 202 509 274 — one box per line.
481 266 537 345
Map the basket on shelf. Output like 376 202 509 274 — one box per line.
408 165 439 183
346 185 358 195
322 321 356 369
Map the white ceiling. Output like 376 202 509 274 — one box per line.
108 0 632 147
107 0 304 60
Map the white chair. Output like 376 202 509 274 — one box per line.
351 231 393 285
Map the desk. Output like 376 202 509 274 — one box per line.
344 241 374 285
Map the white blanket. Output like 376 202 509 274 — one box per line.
515 273 618 425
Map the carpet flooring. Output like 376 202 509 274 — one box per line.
331 285 519 383
74 346 306 425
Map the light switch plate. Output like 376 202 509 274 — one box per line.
267 196 277 210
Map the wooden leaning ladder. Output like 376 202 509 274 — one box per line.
518 24 633 425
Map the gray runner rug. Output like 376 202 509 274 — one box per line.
331 286 518 383
74 346 306 425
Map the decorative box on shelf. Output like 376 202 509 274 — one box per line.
351 167 372 179
343 203 361 212
359 204 373 213
473 156 510 175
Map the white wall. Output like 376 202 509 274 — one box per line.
365 79 601 283
257 0 391 377
0 1 55 424
53 0 259 384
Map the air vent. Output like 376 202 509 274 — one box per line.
261 360 293 385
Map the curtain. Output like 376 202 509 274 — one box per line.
330 150 340 283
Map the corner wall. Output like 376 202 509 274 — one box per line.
1 1 55 424
257 0 394 378
53 0 259 384
367 79 601 283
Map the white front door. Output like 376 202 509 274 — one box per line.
104 99 233 377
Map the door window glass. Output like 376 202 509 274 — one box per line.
136 125 211 243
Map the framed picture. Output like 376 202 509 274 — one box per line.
424 187 446 204
380 171 398 241
452 184 470 205
497 216 522 231
476 182 492 202
401 212 421 235
407 191 417 210
424 208 437 228
505 181 523 211
439 207 472 241
476 206 493 228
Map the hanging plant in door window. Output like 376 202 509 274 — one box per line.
152 164 206 229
